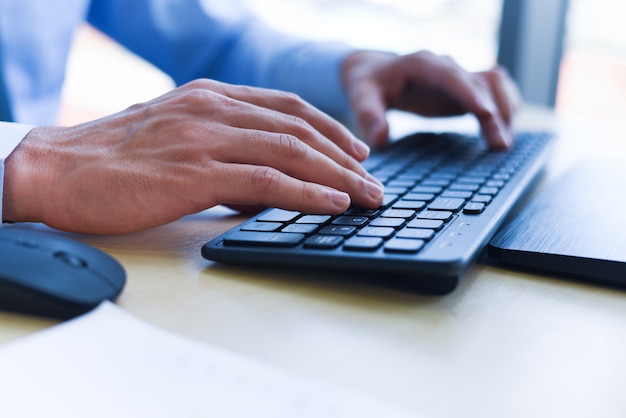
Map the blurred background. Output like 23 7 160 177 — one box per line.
59 0 626 129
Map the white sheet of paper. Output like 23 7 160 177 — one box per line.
0 302 415 418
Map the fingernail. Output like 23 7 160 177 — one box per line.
353 139 370 160
330 191 351 209
366 180 384 201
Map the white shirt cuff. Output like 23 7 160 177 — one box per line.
1 121 35 223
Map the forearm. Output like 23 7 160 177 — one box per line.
87 0 355 119
210 19 355 119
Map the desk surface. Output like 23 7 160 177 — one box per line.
2 107 626 418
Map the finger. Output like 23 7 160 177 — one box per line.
429 64 513 149
208 162 360 214
208 126 384 208
179 88 380 185
189 79 371 162
484 66 522 126
482 69 520 147
347 79 390 148
367 53 512 149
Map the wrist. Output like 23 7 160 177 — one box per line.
3 126 59 223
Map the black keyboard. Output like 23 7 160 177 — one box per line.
202 131 553 294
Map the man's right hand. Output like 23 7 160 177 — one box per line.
3 79 384 234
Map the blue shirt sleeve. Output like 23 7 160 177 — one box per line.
86 0 355 119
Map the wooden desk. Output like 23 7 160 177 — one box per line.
2 107 626 418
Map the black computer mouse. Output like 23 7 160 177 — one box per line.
0 227 126 319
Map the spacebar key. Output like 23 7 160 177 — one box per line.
223 231 305 247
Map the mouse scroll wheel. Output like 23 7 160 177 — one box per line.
54 251 89 269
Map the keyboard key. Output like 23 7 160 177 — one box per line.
318 225 357 236
441 190 473 200
471 194 492 205
486 180 505 188
407 219 445 230
257 209 300 223
345 208 380 218
448 183 480 192
412 186 443 194
492 173 510 181
368 217 406 228
421 178 450 187
381 209 415 219
403 193 435 202
463 202 486 214
428 172 457 180
281 224 319 234
357 226 395 239
478 187 499 196
381 194 399 208
428 197 465 212
396 173 424 182
384 238 425 253
392 200 427 211
296 215 332 224
456 176 487 184
417 210 453 222
241 222 283 232
332 216 369 226
344 236 383 251
303 235 343 249
224 231 304 247
384 186 409 195
386 179 416 188
396 228 435 241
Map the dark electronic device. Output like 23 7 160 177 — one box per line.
0 228 126 319
202 131 553 294
488 159 626 288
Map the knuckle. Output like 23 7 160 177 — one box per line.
325 116 345 134
185 78 212 90
482 69 503 85
490 65 509 79
181 88 236 116
297 182 318 206
234 84 256 96
275 133 309 161
412 50 455 67
250 166 282 194
281 115 319 144
439 54 457 65
285 113 314 136
126 101 152 117
179 88 214 108
178 78 223 96
281 91 304 103
335 146 358 173
411 50 434 61
340 164 358 189
278 91 308 111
